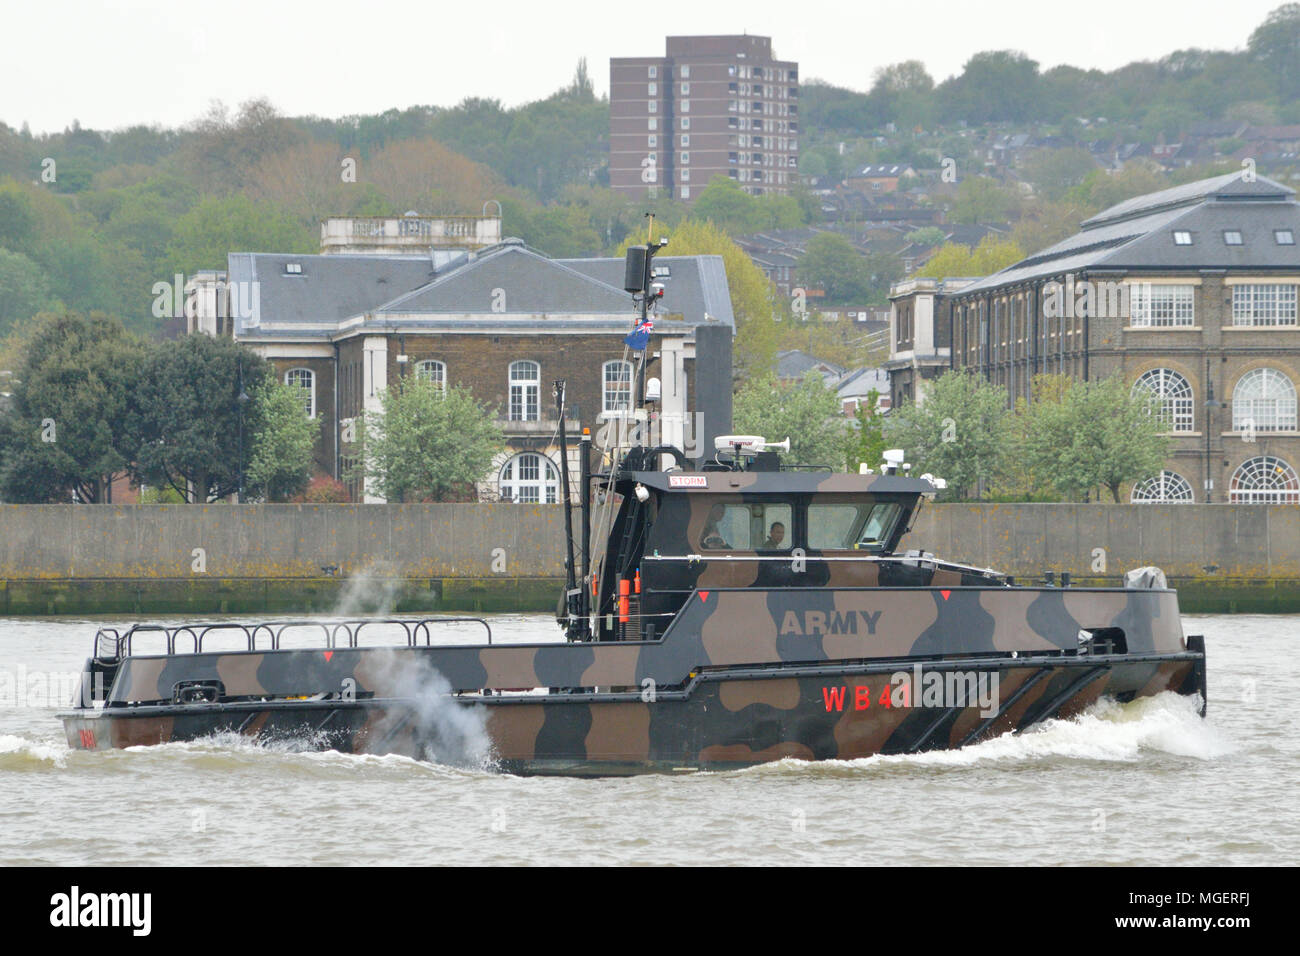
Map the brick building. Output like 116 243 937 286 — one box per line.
610 35 798 202
888 172 1300 503
195 220 735 502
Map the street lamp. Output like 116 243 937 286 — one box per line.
237 363 250 502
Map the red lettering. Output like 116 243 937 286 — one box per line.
854 685 871 710
822 686 846 711
878 685 892 709
79 729 96 749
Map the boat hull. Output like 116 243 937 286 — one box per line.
61 648 1206 776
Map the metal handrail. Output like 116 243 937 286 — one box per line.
102 616 495 659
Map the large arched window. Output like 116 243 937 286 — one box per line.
1229 456 1300 504
603 360 634 413
1232 368 1298 432
1131 470 1194 503
415 360 445 394
1132 368 1194 433
509 361 540 421
284 368 315 418
499 452 559 503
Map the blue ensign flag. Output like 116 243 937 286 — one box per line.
624 316 653 350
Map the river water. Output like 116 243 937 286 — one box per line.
1 613 1295 866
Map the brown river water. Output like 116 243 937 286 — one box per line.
1 613 1296 866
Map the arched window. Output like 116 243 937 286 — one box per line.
1229 456 1300 504
415 360 445 394
509 361 540 422
1132 369 1194 432
1131 470 1194 503
285 368 315 418
499 453 559 503
1232 368 1297 432
603 360 633 413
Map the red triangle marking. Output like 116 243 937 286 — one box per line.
699 590 710 602
323 651 334 662
940 590 951 601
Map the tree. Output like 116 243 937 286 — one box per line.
129 334 272 502
244 380 321 501
885 371 1012 499
844 390 888 473
0 312 145 502
352 379 503 502
796 232 872 304
620 219 782 378
733 372 845 469
1021 148 1098 201
0 249 56 337
914 235 1024 280
1249 3 1300 99
949 176 1020 225
165 194 312 275
1020 375 1171 502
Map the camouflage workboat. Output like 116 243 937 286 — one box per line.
59 237 1206 774
59 437 1207 775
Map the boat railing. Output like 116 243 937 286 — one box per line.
95 617 494 660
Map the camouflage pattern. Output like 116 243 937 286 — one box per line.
59 466 1208 775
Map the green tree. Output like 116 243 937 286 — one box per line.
164 194 313 275
914 235 1024 280
844 390 888 473
885 371 1012 499
129 334 272 502
0 249 56 337
1020 375 1171 502
733 371 845 469
1248 3 1300 99
0 312 146 502
245 380 321 501
353 379 503 502
796 232 871 304
949 176 1020 225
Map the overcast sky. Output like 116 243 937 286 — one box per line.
1 0 1286 134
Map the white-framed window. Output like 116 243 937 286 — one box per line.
647 66 657 78
1173 230 1193 245
1232 368 1298 432
1276 230 1295 245
415 359 445 394
680 134 689 147
681 83 690 95
680 186 690 200
499 453 559 504
648 135 657 148
681 169 690 181
680 65 690 78
508 360 540 422
603 360 633 413
1132 368 1195 432
680 117 690 129
1232 284 1298 327
284 368 315 418
681 152 690 164
647 82 657 96
1223 230 1243 245
1130 284 1195 327
1229 456 1300 504
648 101 657 113
1131 470 1194 503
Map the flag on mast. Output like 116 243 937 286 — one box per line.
624 315 653 350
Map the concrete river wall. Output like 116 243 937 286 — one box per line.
1 503 1297 615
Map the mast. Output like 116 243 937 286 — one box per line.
554 379 579 639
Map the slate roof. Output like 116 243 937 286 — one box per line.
958 173 1300 293
228 240 736 340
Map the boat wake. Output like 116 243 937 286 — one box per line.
750 691 1232 776
0 733 70 770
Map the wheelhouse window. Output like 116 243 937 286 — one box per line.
699 501 792 551
603 360 633 413
509 360 540 421
284 368 315 418
415 359 445 393
499 453 559 503
808 500 902 551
